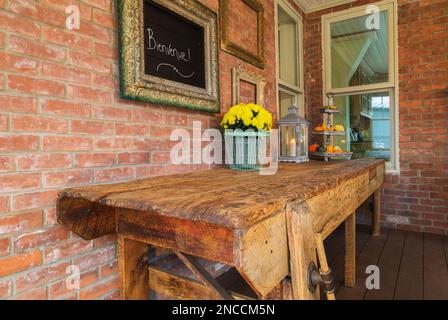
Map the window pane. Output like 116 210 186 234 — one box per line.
278 6 299 86
279 90 295 118
332 92 391 161
330 11 389 89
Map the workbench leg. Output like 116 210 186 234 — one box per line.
344 212 356 288
286 203 320 300
118 236 149 300
315 233 336 300
372 189 381 236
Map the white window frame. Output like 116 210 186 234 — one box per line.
275 0 304 117
321 0 399 173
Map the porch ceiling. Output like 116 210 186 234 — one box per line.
295 0 355 13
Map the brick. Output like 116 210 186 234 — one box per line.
93 9 116 28
8 75 65 97
9 0 66 27
75 20 111 42
71 120 114 135
17 153 72 170
151 151 170 164
67 51 110 74
0 32 4 48
75 153 116 168
94 167 134 183
101 290 120 300
0 135 39 152
83 0 111 11
44 239 93 263
0 11 40 39
74 246 115 271
0 196 8 213
12 191 59 211
41 62 91 84
0 280 12 299
15 261 70 292
0 211 43 235
9 35 65 61
49 269 98 299
132 109 162 123
92 106 132 122
0 250 41 277
90 73 116 90
12 287 46 300
150 126 174 139
43 169 93 187
93 42 117 59
0 114 7 131
0 237 10 257
14 226 70 252
12 115 68 133
0 52 38 74
43 136 93 151
94 234 117 248
135 165 165 178
80 276 119 300
67 85 111 104
117 152 150 165
0 173 40 192
94 137 133 151
42 26 93 51
116 123 149 136
99 260 118 278
0 95 37 113
40 0 92 19
41 99 91 118
44 207 57 225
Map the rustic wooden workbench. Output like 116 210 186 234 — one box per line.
57 159 385 300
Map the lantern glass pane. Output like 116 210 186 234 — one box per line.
300 125 307 157
280 125 296 158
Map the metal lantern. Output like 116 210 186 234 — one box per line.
279 105 310 163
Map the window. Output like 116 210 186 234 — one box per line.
322 0 398 172
276 0 303 117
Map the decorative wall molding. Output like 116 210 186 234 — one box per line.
220 0 265 69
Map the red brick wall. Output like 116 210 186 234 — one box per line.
0 0 278 299
304 0 448 235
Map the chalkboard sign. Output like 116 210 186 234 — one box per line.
143 0 206 89
118 0 219 112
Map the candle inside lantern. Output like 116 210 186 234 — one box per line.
289 138 296 157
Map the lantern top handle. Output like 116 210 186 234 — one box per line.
279 105 310 125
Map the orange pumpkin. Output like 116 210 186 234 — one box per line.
309 143 319 152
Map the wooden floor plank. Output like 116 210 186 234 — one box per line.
394 232 424 300
364 230 406 300
423 233 448 300
336 228 389 300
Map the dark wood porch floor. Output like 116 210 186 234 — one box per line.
324 224 448 300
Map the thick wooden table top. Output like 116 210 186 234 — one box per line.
60 159 384 230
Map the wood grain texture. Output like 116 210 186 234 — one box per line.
364 230 406 300
118 236 149 300
58 159 385 238
117 208 235 265
394 232 424 300
286 200 319 300
423 233 448 300
344 212 356 288
373 189 381 236
235 211 288 297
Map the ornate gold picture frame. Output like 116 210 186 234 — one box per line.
118 0 220 112
220 0 265 69
232 67 265 105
